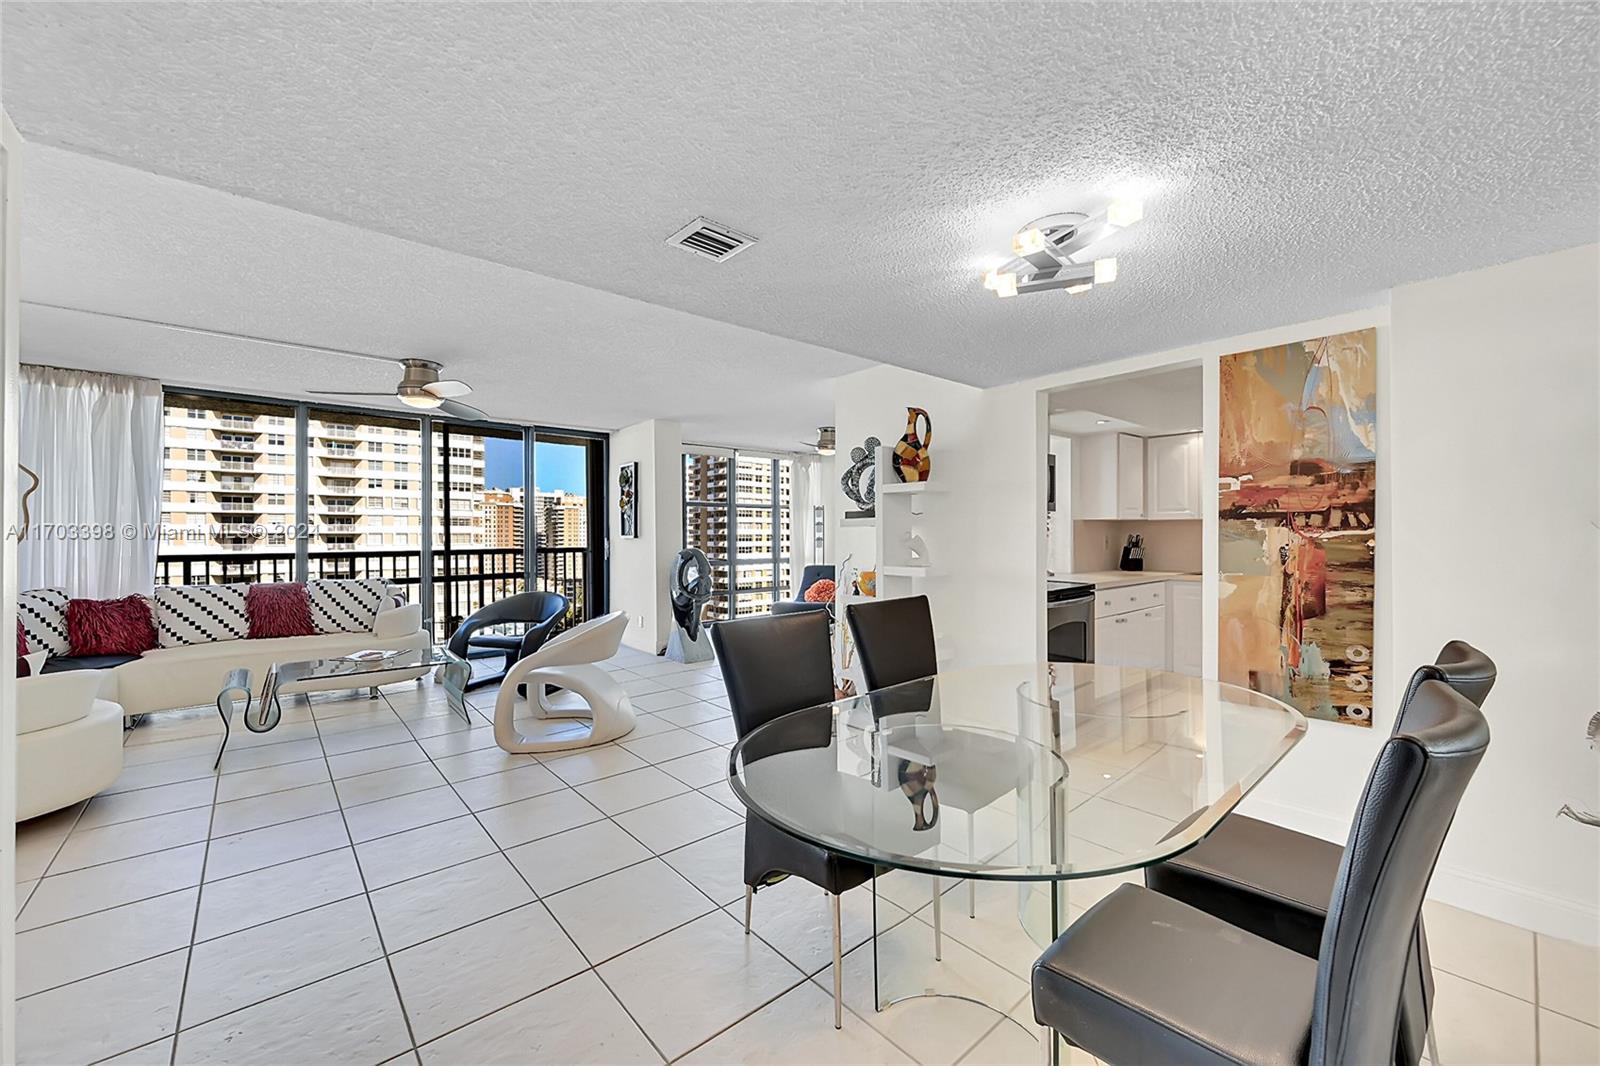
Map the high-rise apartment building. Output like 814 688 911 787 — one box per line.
483 487 525 549
158 399 482 554
535 490 588 549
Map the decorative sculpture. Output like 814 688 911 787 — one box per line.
840 436 879 516
667 547 715 663
893 407 933 482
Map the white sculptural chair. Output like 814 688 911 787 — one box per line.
493 610 636 753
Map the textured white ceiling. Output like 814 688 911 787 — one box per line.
16 145 871 449
4 2 1597 391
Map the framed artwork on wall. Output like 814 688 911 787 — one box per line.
1218 327 1378 728
618 462 638 538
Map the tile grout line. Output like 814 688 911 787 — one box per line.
1532 934 1541 1065
165 753 223 1065
392 682 671 1063
24 667 1140 1062
307 688 425 1056
395 672 750 1060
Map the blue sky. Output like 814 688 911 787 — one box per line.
484 439 588 495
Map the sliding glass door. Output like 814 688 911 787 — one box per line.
532 433 606 628
155 391 609 645
682 450 792 619
431 421 523 641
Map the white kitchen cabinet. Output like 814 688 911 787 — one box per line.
1145 432 1202 520
1117 435 1146 518
1168 580 1202 675
1122 605 1167 668
1094 581 1167 670
1071 433 1145 520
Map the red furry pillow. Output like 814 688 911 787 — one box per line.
803 579 836 603
67 595 158 656
247 582 314 639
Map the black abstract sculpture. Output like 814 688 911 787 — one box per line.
670 547 714 642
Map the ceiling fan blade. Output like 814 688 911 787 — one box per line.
436 398 489 421
305 390 400 397
423 379 472 399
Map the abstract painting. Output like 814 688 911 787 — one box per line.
1219 328 1377 727
618 462 638 538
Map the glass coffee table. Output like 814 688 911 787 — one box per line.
214 648 470 768
265 646 470 724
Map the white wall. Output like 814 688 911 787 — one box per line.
1388 245 1599 941
608 418 682 655
954 246 1599 942
827 365 983 669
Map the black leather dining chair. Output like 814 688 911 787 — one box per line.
1144 640 1495 1066
1032 678 1491 1066
708 610 876 1030
846 594 937 690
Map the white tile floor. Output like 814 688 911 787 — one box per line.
13 646 1599 1065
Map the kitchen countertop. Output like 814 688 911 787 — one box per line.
1052 570 1201 589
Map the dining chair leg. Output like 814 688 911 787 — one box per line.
871 875 882 1012
1039 1025 1059 1066
967 821 977 918
744 885 753 934
831 891 843 1030
932 879 943 961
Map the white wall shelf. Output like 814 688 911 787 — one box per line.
879 479 938 495
880 564 931 578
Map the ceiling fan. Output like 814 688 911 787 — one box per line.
308 359 488 420
799 426 836 456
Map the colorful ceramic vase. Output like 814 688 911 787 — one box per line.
893 407 932 482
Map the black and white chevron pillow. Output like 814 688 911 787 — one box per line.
154 584 250 648
18 588 70 657
307 579 386 635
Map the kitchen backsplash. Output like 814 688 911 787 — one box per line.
1072 519 1202 573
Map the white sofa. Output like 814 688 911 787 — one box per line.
17 670 124 821
93 601 432 716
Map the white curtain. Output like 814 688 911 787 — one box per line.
789 454 817 596
18 365 163 597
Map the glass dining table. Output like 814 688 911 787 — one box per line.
727 662 1306 1048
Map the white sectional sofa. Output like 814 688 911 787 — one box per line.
17 670 125 821
97 600 431 715
15 596 433 820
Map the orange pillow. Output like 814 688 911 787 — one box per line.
803 579 836 603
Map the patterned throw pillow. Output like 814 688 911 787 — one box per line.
153 584 250 648
18 588 70 658
306 579 387 635
67 595 158 656
246 582 315 639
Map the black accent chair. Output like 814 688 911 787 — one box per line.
845 594 937 691
771 565 835 617
708 610 876 1030
1032 678 1491 1066
446 591 569 692
1144 641 1495 1066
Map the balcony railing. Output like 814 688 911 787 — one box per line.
155 547 589 642
219 459 258 471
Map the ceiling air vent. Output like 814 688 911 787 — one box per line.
665 217 758 262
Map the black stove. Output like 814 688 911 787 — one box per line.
1046 579 1095 604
